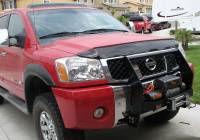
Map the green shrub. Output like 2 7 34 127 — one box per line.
117 16 128 25
175 29 192 50
111 9 116 16
169 29 175 35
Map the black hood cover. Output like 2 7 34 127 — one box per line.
78 39 178 59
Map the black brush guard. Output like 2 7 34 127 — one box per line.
79 39 193 126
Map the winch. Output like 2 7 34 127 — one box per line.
143 75 184 101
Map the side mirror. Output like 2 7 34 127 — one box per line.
10 35 25 48
0 29 9 45
9 37 18 46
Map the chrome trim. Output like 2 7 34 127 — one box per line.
164 56 168 72
127 48 177 59
145 58 157 71
100 58 128 83
176 102 185 107
142 80 154 85
168 94 191 111
140 106 167 118
133 54 168 80
140 71 167 80
175 95 185 102
112 86 126 125
40 111 58 140
101 48 178 83
100 59 113 82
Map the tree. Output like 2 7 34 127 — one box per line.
117 16 128 25
111 9 116 16
175 29 192 50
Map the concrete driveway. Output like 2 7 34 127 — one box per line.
0 101 200 140
0 29 199 140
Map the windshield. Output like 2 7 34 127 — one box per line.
28 8 129 43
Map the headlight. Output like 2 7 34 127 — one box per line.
55 56 105 82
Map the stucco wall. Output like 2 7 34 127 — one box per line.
0 2 2 11
16 0 74 8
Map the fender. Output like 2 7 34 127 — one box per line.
24 64 55 86
24 64 55 112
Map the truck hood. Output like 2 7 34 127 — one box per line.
41 32 172 56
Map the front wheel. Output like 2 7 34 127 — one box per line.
33 93 85 140
141 28 145 34
0 95 4 105
144 109 179 124
148 29 152 33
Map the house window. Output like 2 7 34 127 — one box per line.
146 8 152 13
139 0 144 3
2 0 16 9
138 7 142 12
104 0 117 4
43 0 51 4
84 0 87 3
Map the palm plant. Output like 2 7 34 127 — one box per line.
175 29 192 50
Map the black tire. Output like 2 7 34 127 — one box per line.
0 95 4 105
148 29 152 33
141 28 145 34
33 93 85 140
144 109 179 124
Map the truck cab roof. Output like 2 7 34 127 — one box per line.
1 2 93 15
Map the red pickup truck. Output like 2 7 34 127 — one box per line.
0 3 194 140
129 16 152 33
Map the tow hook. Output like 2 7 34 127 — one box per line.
117 113 140 127
167 94 193 111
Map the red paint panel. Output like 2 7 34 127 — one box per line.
52 86 115 129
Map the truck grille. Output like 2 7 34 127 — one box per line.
107 58 133 80
130 55 166 77
106 53 178 81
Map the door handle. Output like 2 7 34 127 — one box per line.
0 52 7 56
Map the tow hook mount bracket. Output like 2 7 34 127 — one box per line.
167 94 191 111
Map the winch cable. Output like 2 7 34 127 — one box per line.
144 83 155 95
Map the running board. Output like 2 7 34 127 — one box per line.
0 87 29 114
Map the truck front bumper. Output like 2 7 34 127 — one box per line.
52 86 115 129
52 84 192 130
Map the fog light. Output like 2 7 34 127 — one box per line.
94 108 105 119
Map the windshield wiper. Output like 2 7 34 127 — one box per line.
81 28 129 34
39 32 81 39
39 29 129 39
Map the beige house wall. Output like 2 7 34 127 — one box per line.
93 0 103 7
119 0 152 13
102 5 128 17
16 0 74 8
0 0 130 17
0 2 2 11
0 0 75 11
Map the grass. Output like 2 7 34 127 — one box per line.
186 45 200 104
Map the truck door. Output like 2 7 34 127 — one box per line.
1 13 26 99
0 15 9 83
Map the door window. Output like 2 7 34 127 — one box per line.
8 14 25 37
8 14 26 48
0 15 9 45
0 15 9 29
